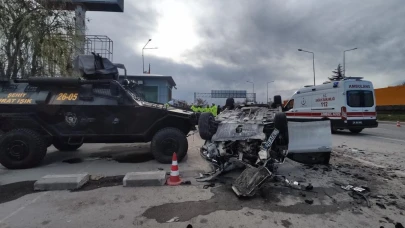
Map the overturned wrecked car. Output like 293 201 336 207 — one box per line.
197 97 332 197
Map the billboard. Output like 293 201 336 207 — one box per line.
44 0 124 12
211 90 247 98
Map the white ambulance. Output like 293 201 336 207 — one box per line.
283 77 378 133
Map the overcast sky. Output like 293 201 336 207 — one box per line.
87 0 405 103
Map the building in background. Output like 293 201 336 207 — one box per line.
123 74 176 104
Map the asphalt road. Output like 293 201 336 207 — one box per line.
1 123 405 227
333 122 405 170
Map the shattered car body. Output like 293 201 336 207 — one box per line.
197 101 333 197
198 103 290 196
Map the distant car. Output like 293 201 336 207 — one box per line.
0 54 196 169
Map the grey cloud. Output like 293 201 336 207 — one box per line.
88 0 405 103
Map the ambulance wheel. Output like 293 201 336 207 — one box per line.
274 112 289 145
349 128 363 134
198 112 217 140
0 129 47 169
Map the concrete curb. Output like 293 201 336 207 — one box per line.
31 170 205 191
123 171 167 187
34 173 90 191
378 121 398 124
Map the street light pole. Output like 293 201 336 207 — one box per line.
298 49 315 85
142 39 158 73
142 39 151 73
343 48 358 77
246 81 254 102
267 81 274 104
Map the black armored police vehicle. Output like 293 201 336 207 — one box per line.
0 54 196 169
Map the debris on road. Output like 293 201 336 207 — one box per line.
166 217 180 223
203 183 215 189
305 199 314 205
305 183 313 191
90 175 104 181
376 202 387 209
396 222 404 228
181 180 191 185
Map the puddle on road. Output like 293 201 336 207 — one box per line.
89 144 154 163
142 184 351 223
63 158 84 164
0 181 36 204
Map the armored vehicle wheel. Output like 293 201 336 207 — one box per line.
53 140 83 151
151 127 188 164
0 129 47 169
274 112 289 145
198 112 217 140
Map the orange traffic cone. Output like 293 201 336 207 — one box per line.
397 121 401 127
167 152 182 186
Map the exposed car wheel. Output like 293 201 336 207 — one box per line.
198 112 217 140
53 140 83 151
323 152 331 165
349 129 363 134
274 95 282 106
274 112 289 145
151 127 188 164
0 129 47 169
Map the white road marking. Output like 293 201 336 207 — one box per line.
0 192 48 224
369 135 405 143
0 160 96 224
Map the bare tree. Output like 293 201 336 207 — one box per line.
0 0 77 80
195 98 208 106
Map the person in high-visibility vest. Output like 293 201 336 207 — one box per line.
211 103 217 116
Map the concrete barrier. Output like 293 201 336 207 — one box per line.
34 173 90 191
288 121 332 154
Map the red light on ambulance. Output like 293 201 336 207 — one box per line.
341 106 347 120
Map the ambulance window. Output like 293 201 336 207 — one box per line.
347 90 374 107
285 99 294 111
363 91 374 107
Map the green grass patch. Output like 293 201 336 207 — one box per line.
378 113 405 122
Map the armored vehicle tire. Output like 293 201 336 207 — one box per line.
349 128 363 134
198 112 217 140
53 140 83 151
0 129 47 169
151 127 188 164
274 112 289 145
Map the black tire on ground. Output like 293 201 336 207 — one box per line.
0 129 47 169
198 112 217 140
274 112 289 145
151 127 188 164
349 129 363 134
322 152 331 165
274 95 282 106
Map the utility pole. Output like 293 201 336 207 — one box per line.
267 81 274 104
